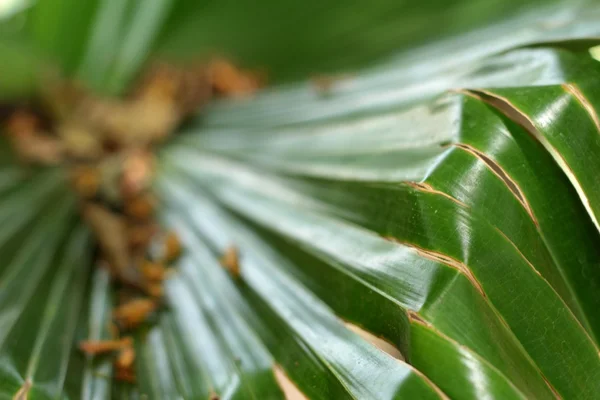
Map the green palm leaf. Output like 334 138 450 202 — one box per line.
2 0 600 399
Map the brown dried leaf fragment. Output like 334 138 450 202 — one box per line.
132 62 213 120
124 193 156 220
127 223 158 249
121 150 155 198
116 346 136 369
79 336 133 355
146 283 164 298
6 111 64 165
220 246 240 278
175 65 213 114
15 132 64 165
141 260 167 281
208 59 263 98
5 110 38 134
113 298 157 330
134 63 181 102
70 165 100 199
81 94 179 148
114 365 136 383
162 231 182 262
83 203 131 280
97 153 128 205
57 122 102 160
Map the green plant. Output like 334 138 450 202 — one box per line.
2 0 600 399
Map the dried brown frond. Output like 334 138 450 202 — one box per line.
220 246 240 278
113 298 158 330
79 337 133 355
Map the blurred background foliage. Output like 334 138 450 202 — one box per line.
0 0 591 98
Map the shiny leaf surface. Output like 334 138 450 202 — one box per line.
157 45 600 399
3 1 600 399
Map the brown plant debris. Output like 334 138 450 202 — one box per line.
1 58 265 387
127 221 157 246
116 346 136 369
70 165 101 198
5 110 64 164
83 203 133 282
208 58 265 98
220 246 241 278
141 260 168 281
162 230 182 263
79 336 133 355
115 365 137 383
113 298 158 330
